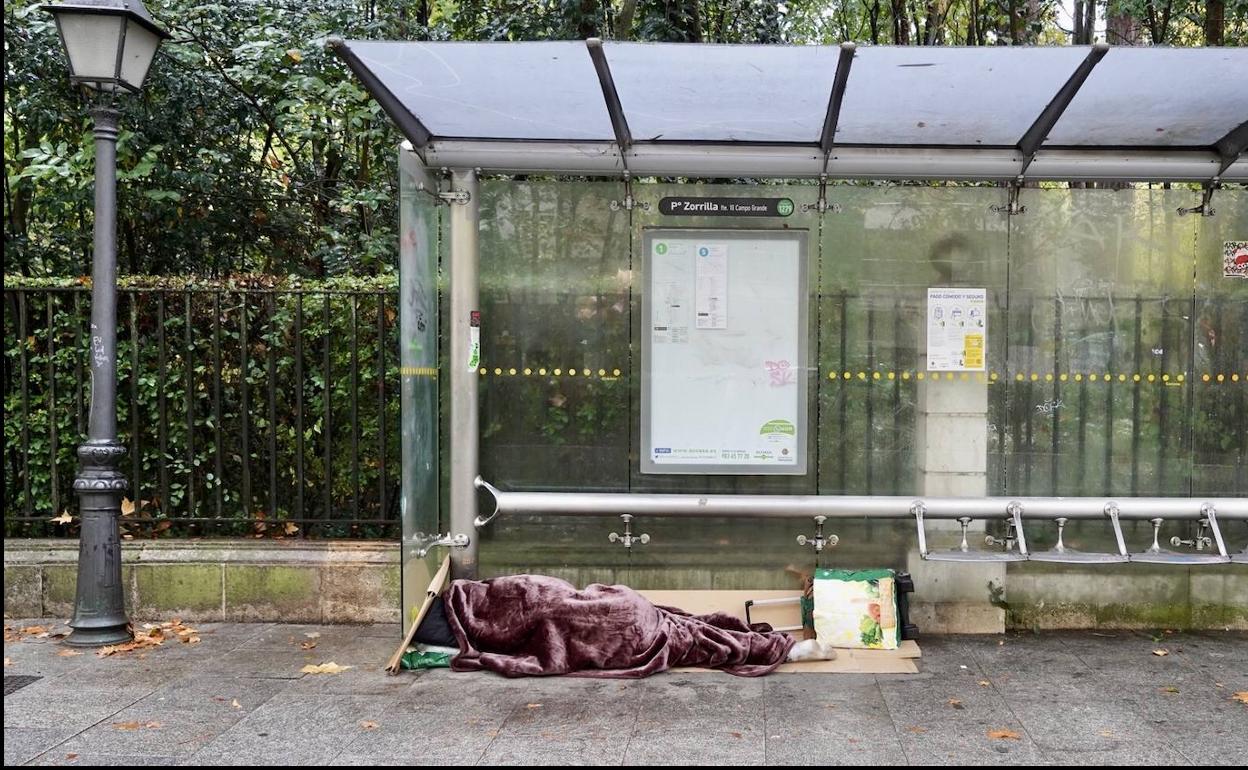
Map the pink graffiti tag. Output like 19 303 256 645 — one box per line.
765 360 795 387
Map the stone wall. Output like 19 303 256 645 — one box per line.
5 538 1243 630
3 539 398 624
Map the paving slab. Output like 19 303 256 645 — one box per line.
3 620 1243 766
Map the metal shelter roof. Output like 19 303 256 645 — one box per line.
330 39 1248 182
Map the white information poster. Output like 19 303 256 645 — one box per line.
643 230 808 475
926 287 987 371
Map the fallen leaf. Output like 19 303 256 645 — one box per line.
906 726 928 734
121 497 136 516
20 625 48 636
186 636 201 645
988 728 1021 740
65 754 78 761
304 632 321 639
50 511 73 524
1152 649 1169 657
57 649 83 657
977 680 991 687
729 731 742 739
947 698 964 710
232 699 242 709
300 641 317 650
525 703 542 709
360 720 378 731
1098 730 1114 738
286 48 303 63
300 662 352 674
1159 686 1179 694
113 722 142 731
1232 691 1248 705
145 722 162 729
284 522 299 536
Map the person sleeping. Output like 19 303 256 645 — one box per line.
410 574 833 678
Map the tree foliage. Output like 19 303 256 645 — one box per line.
5 0 1247 278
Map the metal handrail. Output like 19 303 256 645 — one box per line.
473 476 1248 527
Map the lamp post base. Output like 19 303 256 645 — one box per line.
66 440 132 648
64 621 132 648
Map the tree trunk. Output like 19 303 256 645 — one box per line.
1205 0 1225 45
892 0 910 44
1107 2 1141 45
576 0 600 39
616 0 638 38
1144 1 1167 43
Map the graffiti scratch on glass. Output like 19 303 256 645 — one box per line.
765 360 796 387
1035 399 1064 415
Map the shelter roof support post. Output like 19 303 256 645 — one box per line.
1213 119 1248 179
1181 118 1248 216
449 168 480 579
814 42 856 213
327 38 432 150
1007 41 1109 214
586 38 640 210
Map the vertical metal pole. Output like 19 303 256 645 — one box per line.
67 106 130 646
294 292 305 525
47 296 60 519
449 169 480 578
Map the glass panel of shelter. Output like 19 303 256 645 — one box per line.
602 42 838 143
415 177 1246 586
1192 189 1248 562
397 151 444 631
1045 47 1248 147
345 40 616 141
473 179 632 585
833 46 1090 146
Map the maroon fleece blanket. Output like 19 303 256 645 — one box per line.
443 575 794 678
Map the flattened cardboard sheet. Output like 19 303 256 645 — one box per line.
640 589 921 675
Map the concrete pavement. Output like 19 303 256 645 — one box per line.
3 621 1245 765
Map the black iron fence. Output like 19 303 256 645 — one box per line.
5 281 1245 539
4 279 400 538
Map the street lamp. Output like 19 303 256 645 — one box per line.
42 0 169 647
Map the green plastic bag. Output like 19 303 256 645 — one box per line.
400 645 455 670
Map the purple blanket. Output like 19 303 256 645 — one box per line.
443 575 794 678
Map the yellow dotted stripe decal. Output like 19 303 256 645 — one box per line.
462 367 1244 383
475 366 625 379
399 366 438 378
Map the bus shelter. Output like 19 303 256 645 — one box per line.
330 39 1248 631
